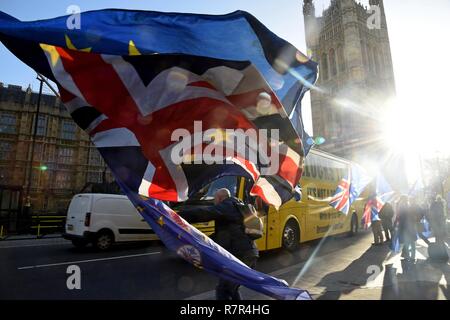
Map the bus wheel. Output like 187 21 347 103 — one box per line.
282 220 300 252
349 213 358 236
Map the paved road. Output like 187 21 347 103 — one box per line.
1 231 449 300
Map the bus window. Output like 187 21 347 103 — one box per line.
200 176 238 201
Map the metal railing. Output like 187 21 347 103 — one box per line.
0 214 66 240
30 215 66 238
0 223 6 240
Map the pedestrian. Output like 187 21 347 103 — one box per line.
379 202 394 242
416 200 433 245
178 188 259 300
397 196 417 263
429 194 447 245
371 217 384 245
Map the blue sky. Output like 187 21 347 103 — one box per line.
1 0 450 176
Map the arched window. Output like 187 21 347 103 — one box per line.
321 53 329 81
329 48 337 76
337 45 346 72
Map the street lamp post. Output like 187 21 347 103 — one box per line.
23 76 44 211
23 75 59 210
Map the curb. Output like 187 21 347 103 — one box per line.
0 234 62 241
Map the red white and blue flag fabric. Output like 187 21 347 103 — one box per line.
0 9 317 300
362 174 394 229
329 164 372 215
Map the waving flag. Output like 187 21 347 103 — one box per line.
408 178 424 197
362 174 394 229
0 9 317 208
0 9 317 299
329 164 372 215
123 181 311 300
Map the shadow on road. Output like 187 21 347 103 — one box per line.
381 236 450 300
316 244 391 300
381 260 450 300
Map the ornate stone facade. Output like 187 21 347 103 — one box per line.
303 0 396 160
0 82 111 213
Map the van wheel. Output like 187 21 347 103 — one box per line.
282 220 300 252
349 213 358 236
94 230 114 251
71 239 88 248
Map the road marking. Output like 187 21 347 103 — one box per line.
17 251 160 270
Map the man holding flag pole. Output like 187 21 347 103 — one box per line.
362 174 395 245
0 8 318 300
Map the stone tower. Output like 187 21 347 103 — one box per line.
303 0 396 161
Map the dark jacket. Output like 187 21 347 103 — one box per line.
179 197 259 258
379 203 394 227
429 199 447 236
398 205 418 243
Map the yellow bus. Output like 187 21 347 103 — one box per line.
176 148 367 252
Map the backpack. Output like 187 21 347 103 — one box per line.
233 198 264 240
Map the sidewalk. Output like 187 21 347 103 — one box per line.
267 234 449 300
0 233 62 241
186 232 450 300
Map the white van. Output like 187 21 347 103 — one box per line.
63 193 157 250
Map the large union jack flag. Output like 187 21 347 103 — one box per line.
0 9 317 299
49 49 304 208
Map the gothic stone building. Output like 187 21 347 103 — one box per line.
303 0 396 161
0 82 112 217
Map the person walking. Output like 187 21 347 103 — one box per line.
379 202 394 242
429 194 447 246
397 196 418 263
371 218 384 245
364 197 384 245
178 188 259 300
